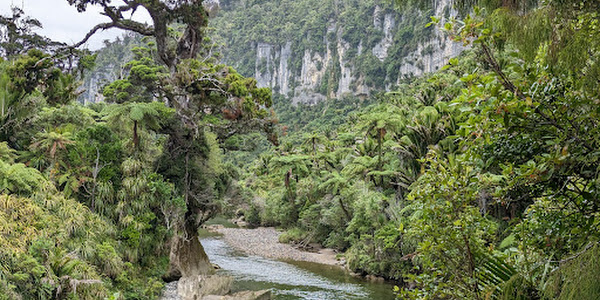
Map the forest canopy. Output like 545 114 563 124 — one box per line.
1 0 599 299
0 0 276 298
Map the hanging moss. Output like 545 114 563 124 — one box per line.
501 274 540 300
543 243 600 300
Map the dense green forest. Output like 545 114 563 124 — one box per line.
0 1 276 298
1 0 600 299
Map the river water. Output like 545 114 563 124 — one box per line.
200 237 396 300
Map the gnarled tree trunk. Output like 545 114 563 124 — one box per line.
175 226 213 277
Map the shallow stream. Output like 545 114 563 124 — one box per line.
201 236 396 300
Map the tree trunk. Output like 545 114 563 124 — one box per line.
338 197 351 221
133 120 139 148
174 226 213 277
171 150 213 277
463 233 480 300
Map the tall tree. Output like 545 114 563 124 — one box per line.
0 6 59 58
66 0 277 281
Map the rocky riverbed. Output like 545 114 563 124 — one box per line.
160 227 394 300
210 226 344 267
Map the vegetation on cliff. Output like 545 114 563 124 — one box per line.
1 0 600 299
212 0 437 95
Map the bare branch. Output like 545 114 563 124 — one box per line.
70 22 116 49
68 1 154 50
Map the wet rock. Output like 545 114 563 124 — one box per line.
235 208 245 217
203 224 225 230
231 216 248 228
177 275 233 300
365 275 385 283
202 289 271 300
349 271 362 278
308 243 323 251
163 268 182 283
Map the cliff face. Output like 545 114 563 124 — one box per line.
80 1 464 105
79 64 120 103
212 0 464 105
78 33 140 104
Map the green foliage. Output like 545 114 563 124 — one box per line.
0 1 281 298
390 1 600 297
0 141 17 162
543 243 600 300
0 159 45 195
3 0 600 298
226 2 600 298
102 51 166 104
232 60 465 282
400 152 500 299
0 193 119 299
211 0 435 94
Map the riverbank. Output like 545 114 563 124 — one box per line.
208 226 344 267
160 229 396 299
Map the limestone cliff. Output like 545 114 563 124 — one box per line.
212 0 464 105
80 1 464 105
78 33 140 104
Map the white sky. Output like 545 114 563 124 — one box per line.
0 0 152 50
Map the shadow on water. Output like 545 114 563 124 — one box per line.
201 237 396 300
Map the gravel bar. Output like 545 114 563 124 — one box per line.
211 227 341 266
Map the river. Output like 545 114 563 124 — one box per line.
197 236 396 300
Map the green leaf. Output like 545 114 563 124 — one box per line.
499 234 515 249
129 106 144 121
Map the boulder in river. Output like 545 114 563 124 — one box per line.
202 289 271 300
177 275 233 300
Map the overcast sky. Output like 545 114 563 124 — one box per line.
0 0 152 50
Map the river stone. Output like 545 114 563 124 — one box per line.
365 274 385 283
177 275 233 300
201 289 271 300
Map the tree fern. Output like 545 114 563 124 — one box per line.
0 142 16 163
0 160 45 195
543 243 600 300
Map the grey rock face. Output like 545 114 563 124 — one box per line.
246 0 464 105
202 290 271 300
78 65 117 104
177 275 234 300
372 13 396 61
160 277 271 300
397 0 465 80
255 43 274 89
278 42 292 96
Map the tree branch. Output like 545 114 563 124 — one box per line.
68 1 154 50
70 22 117 49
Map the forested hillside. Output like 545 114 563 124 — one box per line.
0 1 276 299
211 0 463 104
1 0 600 299
224 0 600 298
